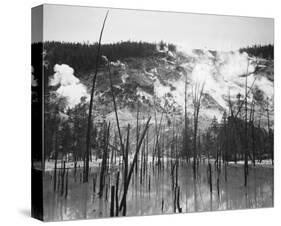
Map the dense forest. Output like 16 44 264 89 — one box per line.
239 44 274 60
40 41 176 73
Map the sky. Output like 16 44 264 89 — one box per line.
41 4 274 51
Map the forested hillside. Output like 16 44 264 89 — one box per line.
239 44 274 60
40 41 176 74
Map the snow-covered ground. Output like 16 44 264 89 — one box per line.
43 155 273 171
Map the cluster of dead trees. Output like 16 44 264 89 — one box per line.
44 10 274 218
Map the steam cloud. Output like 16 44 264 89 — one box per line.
189 51 246 108
188 50 269 109
49 64 89 108
152 49 273 117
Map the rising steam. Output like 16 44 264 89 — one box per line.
49 64 89 108
152 49 273 118
189 51 256 109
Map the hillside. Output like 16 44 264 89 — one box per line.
43 42 274 132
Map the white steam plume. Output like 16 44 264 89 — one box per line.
151 49 273 119
49 64 89 108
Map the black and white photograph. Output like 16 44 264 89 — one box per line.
31 4 274 222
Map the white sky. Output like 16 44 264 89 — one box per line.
42 4 274 51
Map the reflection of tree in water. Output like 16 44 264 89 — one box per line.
42 161 273 221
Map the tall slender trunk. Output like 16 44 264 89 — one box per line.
266 98 273 165
84 11 109 183
192 83 205 179
251 101 256 166
119 117 151 214
98 123 110 197
244 59 249 187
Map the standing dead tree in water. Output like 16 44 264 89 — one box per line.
115 171 120 216
183 72 191 162
152 98 166 167
135 102 140 175
266 97 273 165
98 122 110 197
191 82 205 179
84 11 109 183
250 100 256 166
221 111 228 181
244 59 249 187
119 117 151 216
105 57 129 214
105 56 125 159
122 124 130 216
228 58 255 186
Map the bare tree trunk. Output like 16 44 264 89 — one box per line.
192 83 205 179
135 102 139 174
184 73 188 160
84 11 109 183
244 59 249 187
251 101 256 166
115 171 120 216
98 123 110 197
119 117 151 214
266 98 273 165
53 129 58 192
60 161 66 196
65 169 68 199
122 124 130 216
107 60 125 158
110 186 115 217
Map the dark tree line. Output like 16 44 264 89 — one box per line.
179 98 273 165
33 41 176 76
200 114 273 163
240 44 274 60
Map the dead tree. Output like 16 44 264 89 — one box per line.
191 82 205 179
119 117 151 215
250 100 256 166
84 11 109 183
110 186 115 217
176 186 182 213
115 171 120 216
60 161 66 196
266 98 273 165
244 59 249 187
65 169 68 199
106 59 125 158
184 73 189 161
135 102 139 174
98 123 110 197
53 129 58 192
153 100 166 166
122 124 130 216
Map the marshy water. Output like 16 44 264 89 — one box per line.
43 160 273 221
